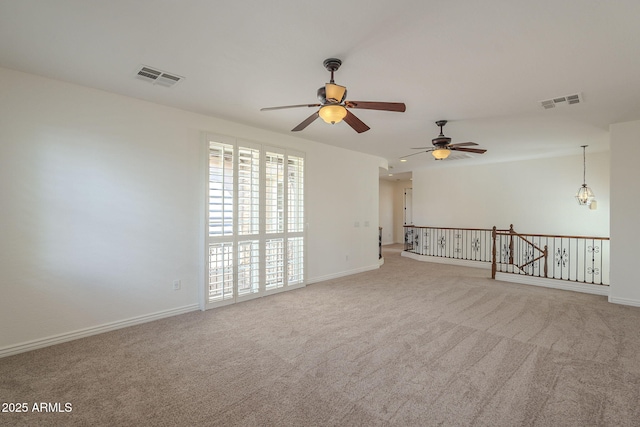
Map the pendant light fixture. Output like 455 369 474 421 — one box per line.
575 145 595 206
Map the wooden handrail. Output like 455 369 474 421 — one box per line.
494 230 609 240
405 225 498 232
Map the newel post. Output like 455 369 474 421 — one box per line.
543 245 548 278
508 224 515 265
491 226 497 279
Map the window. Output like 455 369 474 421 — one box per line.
208 142 234 237
205 135 305 308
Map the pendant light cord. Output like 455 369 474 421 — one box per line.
581 145 587 185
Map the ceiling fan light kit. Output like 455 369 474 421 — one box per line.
318 105 347 124
432 148 451 160
260 58 406 133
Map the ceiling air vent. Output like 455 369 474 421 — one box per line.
540 93 583 109
135 65 184 88
566 93 581 105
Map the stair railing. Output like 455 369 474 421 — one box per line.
403 224 609 286
491 225 609 285
492 225 547 279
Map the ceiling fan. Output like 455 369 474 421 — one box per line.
402 120 487 160
260 58 406 133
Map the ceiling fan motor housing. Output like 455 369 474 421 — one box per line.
432 136 452 147
317 87 327 103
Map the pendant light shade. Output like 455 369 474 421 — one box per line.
576 184 595 206
432 147 451 160
575 145 595 206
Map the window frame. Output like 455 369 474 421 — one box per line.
202 134 305 310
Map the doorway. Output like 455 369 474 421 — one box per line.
404 188 413 226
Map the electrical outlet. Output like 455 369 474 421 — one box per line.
172 280 181 290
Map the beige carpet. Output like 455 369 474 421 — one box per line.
2 245 640 426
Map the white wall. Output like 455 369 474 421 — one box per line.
379 180 394 245
379 179 412 244
307 150 381 281
0 67 383 351
412 153 610 237
393 180 412 243
610 119 640 306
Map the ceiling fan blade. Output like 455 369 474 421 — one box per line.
410 146 432 149
343 110 370 133
261 103 321 111
400 150 432 159
345 101 406 112
449 142 478 147
291 111 320 132
451 147 487 154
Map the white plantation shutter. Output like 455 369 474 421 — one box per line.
208 142 234 237
287 236 304 285
208 139 235 303
288 155 304 233
264 150 285 291
205 135 304 308
265 151 285 235
237 146 260 236
208 242 234 302
237 240 259 296
235 143 261 298
287 154 304 286
265 238 285 290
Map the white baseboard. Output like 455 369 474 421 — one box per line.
0 304 200 359
401 251 491 270
495 273 609 296
608 295 640 307
307 264 380 285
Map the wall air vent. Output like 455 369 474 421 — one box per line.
135 65 184 88
540 93 583 109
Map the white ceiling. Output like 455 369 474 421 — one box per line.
1 1 638 179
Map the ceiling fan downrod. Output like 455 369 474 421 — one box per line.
323 58 342 84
